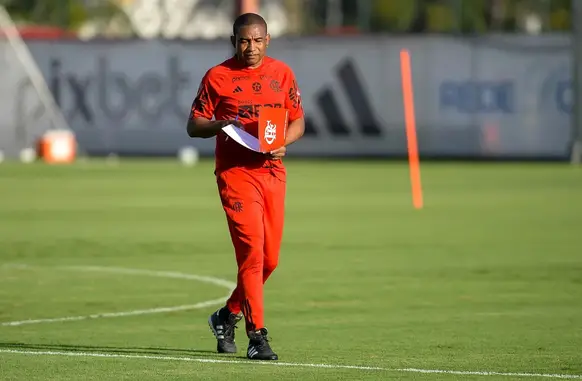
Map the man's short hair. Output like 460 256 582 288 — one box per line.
233 13 268 36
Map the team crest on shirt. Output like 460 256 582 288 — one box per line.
270 80 282 93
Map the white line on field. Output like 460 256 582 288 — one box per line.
0 349 581 379
1 264 235 327
395 368 582 379
58 265 236 290
1 298 228 327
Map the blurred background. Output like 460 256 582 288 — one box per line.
0 0 575 38
0 0 581 162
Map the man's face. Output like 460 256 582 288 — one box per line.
234 24 270 67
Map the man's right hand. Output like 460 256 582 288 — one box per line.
223 119 245 131
188 117 244 139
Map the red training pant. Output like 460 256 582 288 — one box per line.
216 166 286 333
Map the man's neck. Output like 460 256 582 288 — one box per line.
234 55 264 70
248 60 263 69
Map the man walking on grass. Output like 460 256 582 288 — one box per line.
186 13 305 361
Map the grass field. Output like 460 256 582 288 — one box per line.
0 159 581 380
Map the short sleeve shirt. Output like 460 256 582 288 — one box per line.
190 56 304 174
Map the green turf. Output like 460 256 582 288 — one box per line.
0 159 581 380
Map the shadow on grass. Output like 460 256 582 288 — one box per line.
0 342 246 359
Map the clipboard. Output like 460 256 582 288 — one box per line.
222 108 289 153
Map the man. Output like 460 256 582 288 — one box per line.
186 13 305 361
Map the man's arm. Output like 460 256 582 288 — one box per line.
284 116 305 146
282 69 305 147
187 117 230 139
267 116 304 160
268 68 305 160
187 70 245 138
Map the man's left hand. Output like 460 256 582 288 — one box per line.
267 146 286 160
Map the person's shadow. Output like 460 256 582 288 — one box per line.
0 342 245 359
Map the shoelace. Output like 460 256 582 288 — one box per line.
253 336 270 351
254 330 273 349
223 316 240 340
223 325 237 340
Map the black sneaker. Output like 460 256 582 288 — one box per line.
208 307 242 353
247 328 278 360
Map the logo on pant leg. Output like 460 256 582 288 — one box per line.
232 201 243 213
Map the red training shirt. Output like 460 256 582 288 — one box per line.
189 56 304 175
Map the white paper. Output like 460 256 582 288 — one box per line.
222 124 261 152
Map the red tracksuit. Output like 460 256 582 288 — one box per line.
190 56 303 332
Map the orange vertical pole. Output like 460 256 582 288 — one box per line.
236 0 259 15
400 49 424 210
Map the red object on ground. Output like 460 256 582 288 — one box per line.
5 25 76 40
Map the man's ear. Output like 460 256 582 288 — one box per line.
266 33 271 47
230 35 236 48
